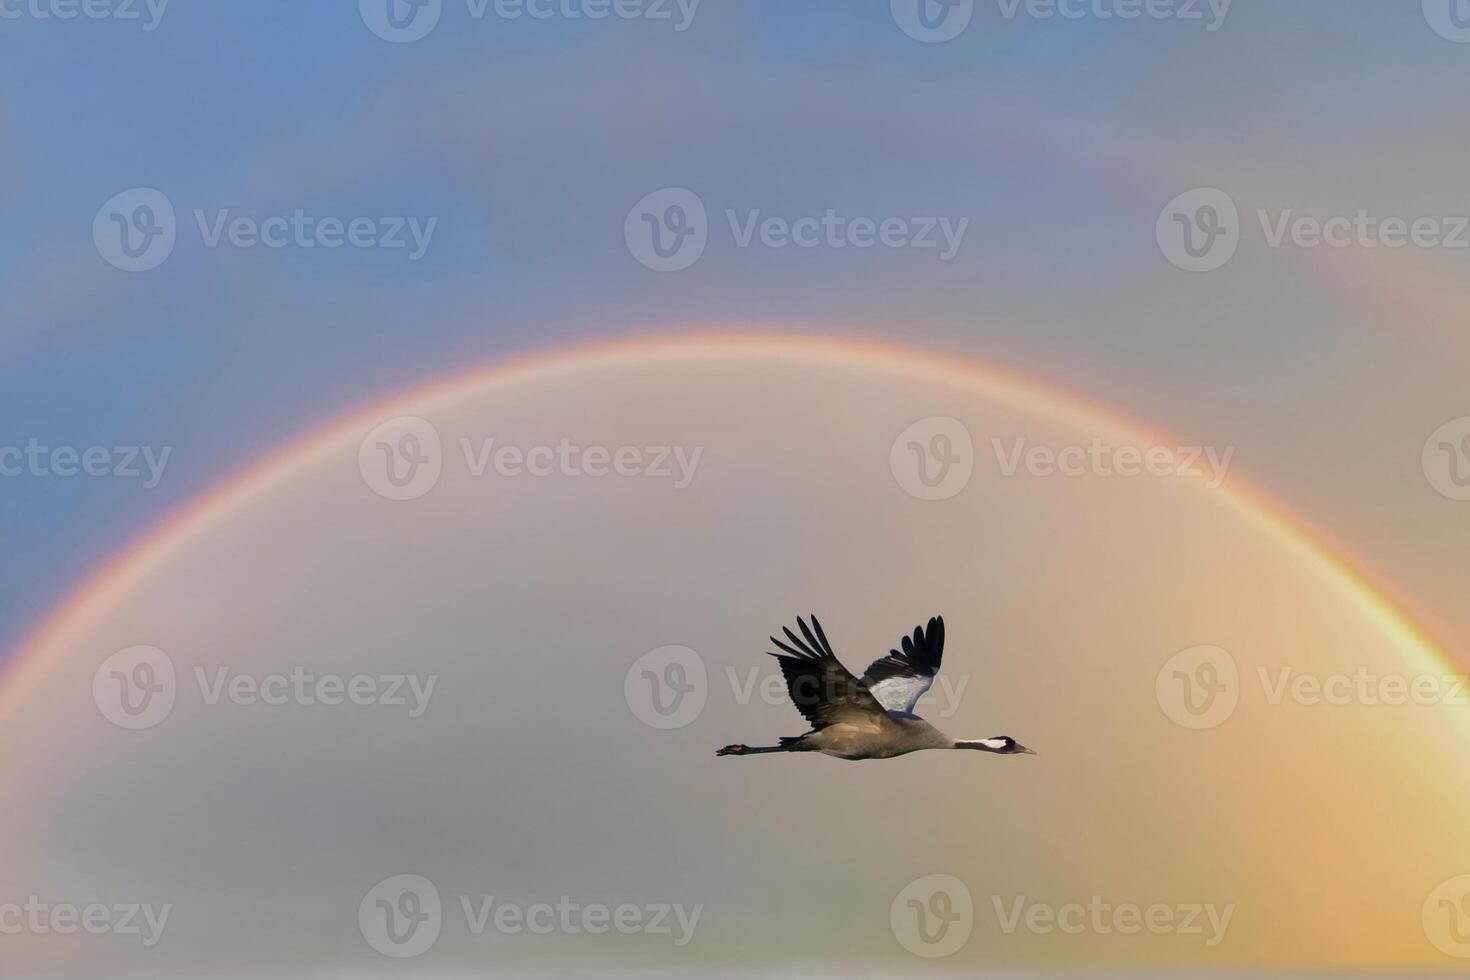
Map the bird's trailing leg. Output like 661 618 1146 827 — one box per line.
716 743 790 757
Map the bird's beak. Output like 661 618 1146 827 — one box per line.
1019 746 1037 755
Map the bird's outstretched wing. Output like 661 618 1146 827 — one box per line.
861 616 945 714
769 616 888 730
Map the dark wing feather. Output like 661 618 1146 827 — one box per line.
861 616 945 713
768 615 887 730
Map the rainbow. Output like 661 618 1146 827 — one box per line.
3 332 1461 721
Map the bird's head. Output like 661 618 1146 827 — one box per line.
959 736 1036 755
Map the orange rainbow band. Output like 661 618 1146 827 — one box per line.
3 332 1460 719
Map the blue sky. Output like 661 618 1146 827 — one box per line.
3 0 1470 662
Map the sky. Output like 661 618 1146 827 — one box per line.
3 0 1470 975
6 341 1470 976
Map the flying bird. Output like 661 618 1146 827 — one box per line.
717 615 1034 761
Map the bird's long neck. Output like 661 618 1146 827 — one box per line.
953 738 1010 752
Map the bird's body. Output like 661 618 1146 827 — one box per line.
786 713 950 760
717 614 1034 761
